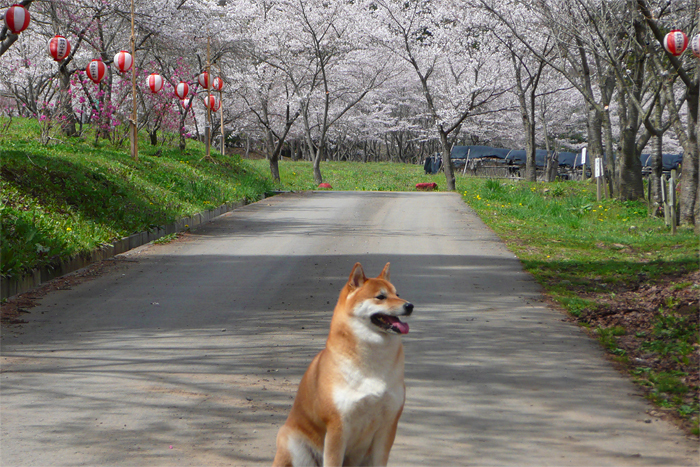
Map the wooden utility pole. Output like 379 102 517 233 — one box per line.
205 35 212 158
217 64 225 156
129 0 138 160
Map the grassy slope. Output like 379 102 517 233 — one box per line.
1 119 272 278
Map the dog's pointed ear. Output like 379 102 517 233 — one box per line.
378 262 390 281
348 263 366 289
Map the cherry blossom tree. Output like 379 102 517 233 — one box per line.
479 0 561 182
275 0 392 184
373 0 511 190
636 0 699 228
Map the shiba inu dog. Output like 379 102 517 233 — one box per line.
273 262 413 467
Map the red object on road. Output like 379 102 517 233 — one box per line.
318 183 332 189
416 182 438 190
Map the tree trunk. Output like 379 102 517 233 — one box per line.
586 105 605 179
438 129 455 191
269 157 280 183
680 138 699 227
58 64 76 137
618 126 645 200
179 106 188 152
649 100 663 216
601 108 616 196
291 139 299 161
313 148 323 185
524 117 536 182
595 55 617 197
265 129 281 184
614 22 646 201
179 133 186 152
679 78 699 227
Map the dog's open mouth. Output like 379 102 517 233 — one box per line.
371 313 409 335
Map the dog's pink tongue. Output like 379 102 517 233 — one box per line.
388 317 409 334
395 321 409 334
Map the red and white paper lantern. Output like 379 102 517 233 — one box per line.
4 4 30 34
147 73 164 93
182 98 191 109
113 50 132 73
198 71 210 89
203 94 220 111
175 81 189 100
691 34 700 59
663 30 688 57
48 35 71 62
212 76 224 91
86 58 106 84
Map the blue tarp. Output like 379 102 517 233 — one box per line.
640 154 683 171
557 152 576 167
558 152 591 168
452 146 584 168
505 149 549 167
451 145 511 160
450 144 682 172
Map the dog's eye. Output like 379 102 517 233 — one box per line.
376 294 386 300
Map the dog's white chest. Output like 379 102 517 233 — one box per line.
333 376 388 415
332 359 404 424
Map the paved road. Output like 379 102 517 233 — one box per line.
1 192 697 466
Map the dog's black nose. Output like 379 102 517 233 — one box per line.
403 302 414 316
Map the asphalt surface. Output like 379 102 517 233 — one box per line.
1 191 697 466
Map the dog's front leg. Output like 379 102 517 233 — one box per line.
322 426 346 467
367 409 402 466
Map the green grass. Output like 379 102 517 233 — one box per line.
641 313 698 360
460 178 698 292
633 367 696 425
596 325 628 359
1 118 272 279
255 159 448 191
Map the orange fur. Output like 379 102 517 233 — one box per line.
273 263 413 467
